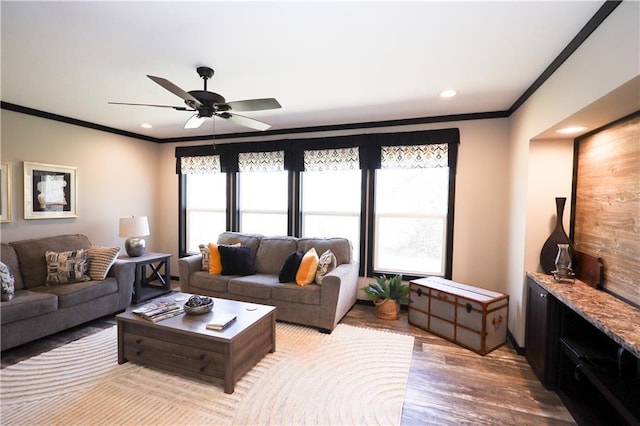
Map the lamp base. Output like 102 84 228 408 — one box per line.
125 237 146 257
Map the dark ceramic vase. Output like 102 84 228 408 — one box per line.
540 197 573 274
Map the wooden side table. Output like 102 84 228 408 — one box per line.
119 252 172 304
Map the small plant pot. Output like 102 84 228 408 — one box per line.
373 298 400 320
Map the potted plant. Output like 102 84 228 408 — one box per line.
363 274 409 320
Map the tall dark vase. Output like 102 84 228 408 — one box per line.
540 197 573 274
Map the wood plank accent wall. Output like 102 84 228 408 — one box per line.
573 112 639 306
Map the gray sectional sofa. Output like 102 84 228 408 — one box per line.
1 234 135 351
179 232 359 332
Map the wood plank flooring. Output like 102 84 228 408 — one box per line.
1 297 575 425
342 303 575 425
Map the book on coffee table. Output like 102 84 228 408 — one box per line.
206 313 237 331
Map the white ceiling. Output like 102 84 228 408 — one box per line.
1 1 607 140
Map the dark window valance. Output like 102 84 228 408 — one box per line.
175 128 460 172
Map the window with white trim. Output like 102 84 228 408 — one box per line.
238 151 288 235
301 147 361 259
182 156 226 253
373 143 449 276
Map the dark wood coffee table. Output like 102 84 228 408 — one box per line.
116 292 276 394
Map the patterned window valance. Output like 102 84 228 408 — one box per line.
181 155 221 174
381 143 448 169
238 151 285 173
304 147 360 172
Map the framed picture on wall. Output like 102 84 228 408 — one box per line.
1 162 11 222
24 161 77 219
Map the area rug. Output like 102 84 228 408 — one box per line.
1 322 414 425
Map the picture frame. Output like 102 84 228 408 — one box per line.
24 161 77 219
1 162 11 222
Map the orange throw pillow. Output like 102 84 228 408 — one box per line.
296 247 319 286
208 243 223 274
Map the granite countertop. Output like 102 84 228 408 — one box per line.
528 272 640 359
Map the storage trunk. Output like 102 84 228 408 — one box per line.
409 277 509 355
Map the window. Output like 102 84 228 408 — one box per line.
373 144 450 276
238 151 288 235
301 147 361 259
176 129 458 275
182 156 226 253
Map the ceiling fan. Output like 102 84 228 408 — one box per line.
109 66 281 131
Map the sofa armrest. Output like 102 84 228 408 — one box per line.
318 262 359 330
108 259 135 309
179 254 203 293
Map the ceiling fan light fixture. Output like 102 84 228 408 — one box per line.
184 114 207 129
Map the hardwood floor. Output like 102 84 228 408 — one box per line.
342 303 575 425
1 298 575 425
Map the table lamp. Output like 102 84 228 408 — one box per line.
119 216 150 257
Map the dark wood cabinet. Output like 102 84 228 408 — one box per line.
525 274 640 425
525 277 559 389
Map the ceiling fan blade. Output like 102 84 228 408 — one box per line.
147 75 202 107
225 98 281 112
219 112 272 131
108 102 191 111
184 114 207 129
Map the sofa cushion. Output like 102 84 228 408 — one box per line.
190 271 235 293
228 274 280 300
296 247 319 286
217 232 262 266
32 278 118 309
87 246 121 280
272 282 321 305
279 250 304 283
0 290 58 324
1 261 15 301
316 249 337 285
219 245 255 276
10 234 92 289
1 243 24 290
297 237 351 266
45 249 91 285
256 236 298 274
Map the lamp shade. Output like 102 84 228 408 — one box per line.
119 216 150 238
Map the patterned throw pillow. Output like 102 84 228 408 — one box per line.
45 249 90 285
0 261 15 301
199 244 210 271
315 249 337 285
87 246 121 280
296 247 319 286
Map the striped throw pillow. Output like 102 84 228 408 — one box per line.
87 246 121 280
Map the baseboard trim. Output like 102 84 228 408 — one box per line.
508 330 526 356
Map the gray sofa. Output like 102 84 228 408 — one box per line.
179 232 359 332
1 234 135 351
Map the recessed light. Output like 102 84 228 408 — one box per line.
439 89 458 98
140 123 153 129
556 126 587 134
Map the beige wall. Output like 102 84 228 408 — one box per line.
506 1 640 346
1 110 160 254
